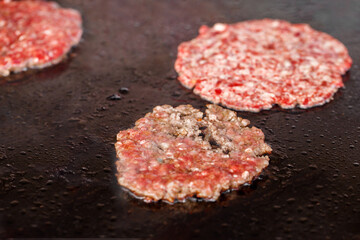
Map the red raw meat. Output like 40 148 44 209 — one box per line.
175 19 352 111
0 0 82 76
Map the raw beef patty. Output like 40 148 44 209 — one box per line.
175 19 352 112
0 0 82 77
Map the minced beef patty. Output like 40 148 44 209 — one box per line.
175 19 352 111
0 0 82 77
115 104 271 203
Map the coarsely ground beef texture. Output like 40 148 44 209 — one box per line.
115 104 271 203
175 19 352 112
0 0 82 77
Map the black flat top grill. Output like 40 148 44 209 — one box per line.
0 0 359 239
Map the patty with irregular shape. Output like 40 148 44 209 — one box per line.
175 19 352 112
0 0 82 77
115 104 271 203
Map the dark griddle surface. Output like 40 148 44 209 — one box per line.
0 0 359 239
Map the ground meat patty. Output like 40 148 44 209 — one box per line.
175 19 352 112
0 0 82 77
115 104 272 202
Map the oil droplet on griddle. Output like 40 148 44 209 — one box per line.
119 87 129 94
172 91 181 97
106 94 121 100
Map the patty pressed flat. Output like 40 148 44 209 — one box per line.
175 19 352 111
0 0 82 77
115 104 271 202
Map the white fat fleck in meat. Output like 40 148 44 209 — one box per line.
260 92 276 102
271 21 280 27
244 148 254 154
159 142 169 150
241 171 249 179
43 29 53 35
208 113 217 121
241 119 250 126
283 60 292 68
